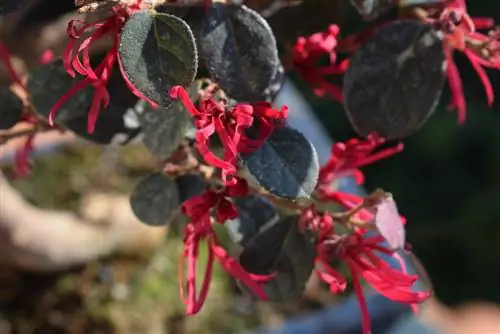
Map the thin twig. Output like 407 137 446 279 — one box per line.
0 125 56 145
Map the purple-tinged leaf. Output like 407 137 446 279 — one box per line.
119 10 198 107
240 125 319 199
343 20 446 139
200 3 282 102
130 172 180 226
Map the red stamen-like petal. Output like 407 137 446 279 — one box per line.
13 135 35 178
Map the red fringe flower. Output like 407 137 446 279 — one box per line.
316 135 406 229
292 24 348 102
50 0 157 134
179 177 275 315
0 42 38 178
13 133 35 178
300 208 429 334
170 86 288 185
318 134 404 188
427 0 500 123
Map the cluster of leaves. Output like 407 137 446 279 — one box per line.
2 0 500 333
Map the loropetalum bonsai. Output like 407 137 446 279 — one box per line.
1 0 499 332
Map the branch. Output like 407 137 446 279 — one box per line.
0 172 167 272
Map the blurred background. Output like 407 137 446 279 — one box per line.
1 0 500 333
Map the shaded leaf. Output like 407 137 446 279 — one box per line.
343 20 445 140
130 172 180 226
349 0 395 20
240 125 319 199
28 61 143 145
158 5 205 62
200 4 282 101
119 10 198 107
0 87 22 130
226 194 279 247
239 215 316 301
175 173 206 203
140 101 190 159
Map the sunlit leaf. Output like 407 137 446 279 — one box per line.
240 125 319 199
119 10 198 107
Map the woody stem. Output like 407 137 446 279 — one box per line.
162 144 378 231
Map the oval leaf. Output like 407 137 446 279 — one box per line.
0 87 22 130
200 4 282 101
239 215 316 301
130 172 181 226
349 0 395 20
240 125 319 199
226 194 279 247
28 61 143 145
174 173 207 203
343 20 446 140
119 11 198 107
158 5 205 63
141 101 190 159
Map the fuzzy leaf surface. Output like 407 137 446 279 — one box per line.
200 4 281 101
239 215 316 301
119 11 198 107
130 172 180 226
226 194 279 247
240 125 319 199
343 20 446 139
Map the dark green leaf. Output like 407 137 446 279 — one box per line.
226 194 279 247
200 4 282 101
119 11 198 107
0 87 22 130
343 20 445 140
140 101 190 159
157 5 205 63
240 125 319 199
239 215 316 301
175 173 206 203
130 172 181 226
28 61 143 145
349 0 395 20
